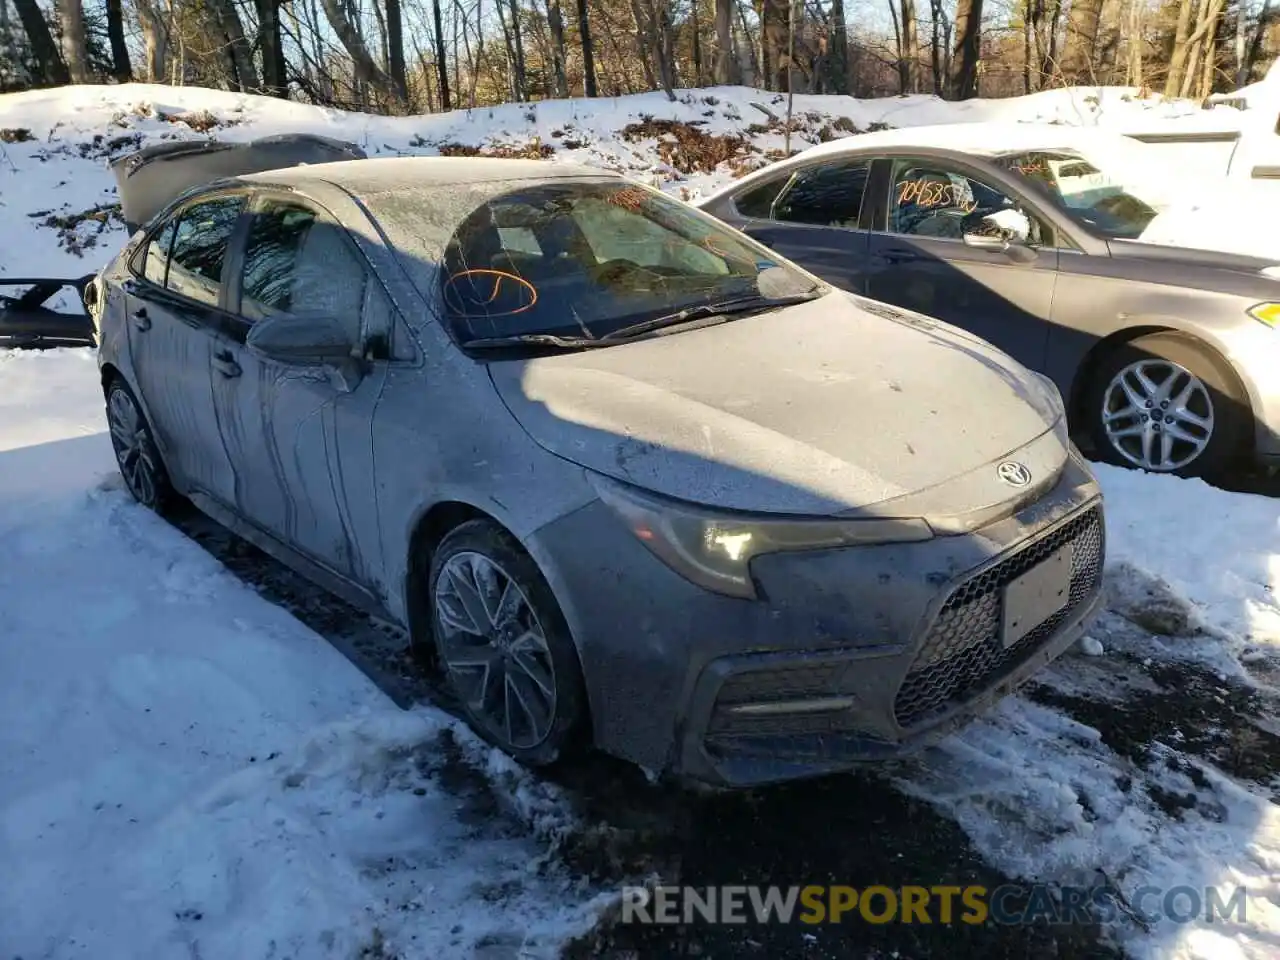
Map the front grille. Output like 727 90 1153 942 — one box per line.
893 506 1104 729
708 659 849 737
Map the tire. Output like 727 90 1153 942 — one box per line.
105 377 175 511
427 519 588 767
1085 332 1249 479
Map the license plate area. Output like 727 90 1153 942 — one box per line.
1001 545 1073 647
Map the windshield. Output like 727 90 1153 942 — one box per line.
439 180 819 344
994 150 1159 239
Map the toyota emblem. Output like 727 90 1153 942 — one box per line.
997 461 1032 487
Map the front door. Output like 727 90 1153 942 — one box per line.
864 159 1059 373
124 194 246 498
210 196 386 583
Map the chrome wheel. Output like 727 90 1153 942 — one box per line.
107 386 159 506
1101 358 1215 472
434 551 558 750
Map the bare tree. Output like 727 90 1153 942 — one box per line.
12 0 69 84
1126 0 1143 87
319 0 404 104
576 0 598 94
950 0 981 98
828 0 848 92
545 0 570 95
57 0 89 81
1165 0 1196 95
386 0 408 101
712 0 737 83
898 0 919 92
1060 0 1103 82
431 0 452 108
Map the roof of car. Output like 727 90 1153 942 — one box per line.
695 120 1139 206
791 121 1128 162
237 155 618 195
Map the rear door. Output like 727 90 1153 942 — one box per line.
864 156 1059 372
209 194 390 584
716 158 875 293
123 194 246 497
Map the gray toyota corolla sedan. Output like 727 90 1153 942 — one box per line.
92 154 1104 786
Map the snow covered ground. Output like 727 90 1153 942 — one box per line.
2 82 1280 960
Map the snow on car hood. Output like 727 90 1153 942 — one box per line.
1137 180 1280 261
489 292 1068 518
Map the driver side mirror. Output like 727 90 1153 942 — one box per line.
962 209 1037 263
247 312 355 364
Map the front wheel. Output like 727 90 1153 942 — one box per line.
105 378 174 510
1086 332 1249 479
427 519 588 767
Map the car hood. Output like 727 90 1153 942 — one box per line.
489 292 1070 523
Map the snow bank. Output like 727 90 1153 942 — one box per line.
0 348 605 960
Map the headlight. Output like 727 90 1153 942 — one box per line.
1247 302 1280 328
1032 371 1065 410
590 474 933 599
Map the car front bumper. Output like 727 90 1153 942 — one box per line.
527 451 1105 788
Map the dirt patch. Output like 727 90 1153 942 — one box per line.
435 139 555 160
622 117 754 175
1 127 34 144
1028 656 1280 796
34 202 126 257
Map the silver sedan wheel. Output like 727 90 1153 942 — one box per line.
107 387 159 506
434 551 557 749
1101 358 1215 472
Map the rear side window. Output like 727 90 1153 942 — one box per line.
239 201 368 342
166 196 245 308
775 161 872 227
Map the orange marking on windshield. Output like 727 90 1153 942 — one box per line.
444 269 539 317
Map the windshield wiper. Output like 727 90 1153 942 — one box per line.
600 291 822 342
460 291 822 352
461 332 613 350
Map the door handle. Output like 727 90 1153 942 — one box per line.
130 308 151 331
882 248 921 264
212 350 241 379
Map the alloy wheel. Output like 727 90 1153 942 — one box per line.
1100 358 1215 472
434 551 558 749
107 386 159 506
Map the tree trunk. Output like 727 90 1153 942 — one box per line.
1180 0 1213 97
1165 0 1196 96
255 0 287 95
713 0 737 83
575 0 598 95
899 0 919 93
385 0 408 101
134 0 168 82
828 0 848 93
57 0 89 82
1192 0 1226 97
950 0 981 99
105 0 133 81
545 0 569 96
757 0 789 90
506 0 528 100
430 0 451 108
319 0 402 104
1060 0 1102 82
209 0 258 90
628 0 658 88
1023 0 1032 92
1127 0 1143 87
929 0 946 93
12 0 69 84
1245 0 1272 82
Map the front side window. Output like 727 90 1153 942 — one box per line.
774 160 871 228
994 150 1157 239
166 195 246 308
140 219 177 286
239 201 368 341
440 180 817 343
733 175 791 218
888 161 1043 245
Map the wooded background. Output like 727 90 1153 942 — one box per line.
1 0 1274 113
